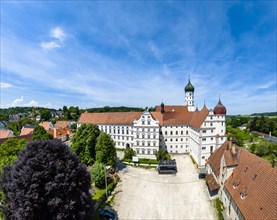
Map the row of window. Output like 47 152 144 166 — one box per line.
165 145 188 149
164 138 188 142
134 127 159 132
136 148 157 155
135 141 157 146
116 142 134 147
113 136 133 141
163 130 189 135
136 134 158 139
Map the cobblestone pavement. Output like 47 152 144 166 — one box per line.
113 155 216 220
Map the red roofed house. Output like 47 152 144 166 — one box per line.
39 121 54 131
78 79 227 165
20 125 35 136
0 129 14 139
206 140 277 219
47 127 73 146
55 120 70 129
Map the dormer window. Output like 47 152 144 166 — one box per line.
244 167 248 172
240 187 248 199
252 174 257 180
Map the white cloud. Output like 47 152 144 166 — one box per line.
41 41 62 50
41 27 66 51
26 100 38 106
258 81 275 89
51 27 66 41
11 96 24 107
0 82 12 88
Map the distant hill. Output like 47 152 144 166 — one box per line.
250 112 277 117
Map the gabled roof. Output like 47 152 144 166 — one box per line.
79 105 210 128
47 127 72 139
0 129 14 139
0 134 33 145
55 120 70 128
78 111 142 125
224 150 277 219
20 127 34 136
207 141 229 176
39 121 53 130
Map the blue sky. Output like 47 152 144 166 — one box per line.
1 1 276 115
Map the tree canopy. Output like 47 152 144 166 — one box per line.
91 162 105 188
0 138 27 173
0 140 93 220
32 125 53 141
155 148 171 161
71 124 100 165
95 132 117 166
40 109 52 121
123 146 136 160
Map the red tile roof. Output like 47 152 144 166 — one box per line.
0 134 33 145
207 141 229 176
79 105 209 128
47 127 72 139
206 174 220 191
224 150 277 219
20 127 34 136
0 129 14 139
78 111 142 125
55 120 70 128
39 121 53 130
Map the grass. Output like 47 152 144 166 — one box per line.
215 198 224 220
190 155 196 164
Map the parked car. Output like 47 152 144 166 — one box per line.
198 173 206 179
99 208 117 220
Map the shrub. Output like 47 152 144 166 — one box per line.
91 162 105 188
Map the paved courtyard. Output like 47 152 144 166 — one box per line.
113 155 216 220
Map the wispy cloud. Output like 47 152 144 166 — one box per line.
41 27 66 51
0 82 12 88
258 81 275 89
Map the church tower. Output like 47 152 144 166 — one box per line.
185 79 195 112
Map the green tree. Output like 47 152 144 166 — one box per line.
123 146 136 160
63 106 68 113
71 124 100 165
40 109 51 121
91 162 105 188
95 132 116 166
0 138 27 206
0 139 27 173
32 126 53 141
155 148 171 161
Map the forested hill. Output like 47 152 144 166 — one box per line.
250 112 277 117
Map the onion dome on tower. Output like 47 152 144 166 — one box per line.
214 99 227 115
184 79 194 92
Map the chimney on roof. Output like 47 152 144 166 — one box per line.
272 159 277 168
54 128 57 138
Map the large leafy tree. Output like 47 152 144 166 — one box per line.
0 140 93 220
0 139 27 173
40 109 52 121
71 124 100 165
95 132 116 166
32 125 53 141
91 162 105 188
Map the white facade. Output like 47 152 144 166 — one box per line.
78 81 226 166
